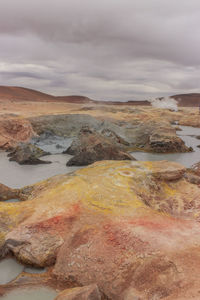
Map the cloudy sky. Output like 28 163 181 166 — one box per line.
0 0 200 101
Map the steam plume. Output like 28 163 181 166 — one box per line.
148 97 178 111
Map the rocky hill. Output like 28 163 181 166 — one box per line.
172 93 200 107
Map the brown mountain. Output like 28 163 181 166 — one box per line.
0 86 92 103
172 93 200 107
0 86 199 106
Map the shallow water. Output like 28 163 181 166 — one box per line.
131 125 200 168
1 287 57 300
32 134 73 154
4 199 19 203
0 259 24 285
23 266 46 274
0 152 79 188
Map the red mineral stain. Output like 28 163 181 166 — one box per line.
103 223 149 252
128 215 196 232
28 203 81 234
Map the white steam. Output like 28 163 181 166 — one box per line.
148 97 178 111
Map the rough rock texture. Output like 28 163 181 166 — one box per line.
55 284 101 300
184 162 200 184
7 143 51 165
0 183 19 201
29 114 190 153
65 128 134 166
1 161 200 299
190 161 200 176
0 117 35 150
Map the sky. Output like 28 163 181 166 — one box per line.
0 0 200 101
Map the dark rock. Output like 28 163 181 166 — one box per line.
8 143 51 165
66 128 135 166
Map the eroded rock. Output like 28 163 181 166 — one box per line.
65 127 135 166
7 143 51 165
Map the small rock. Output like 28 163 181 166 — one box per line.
0 183 19 201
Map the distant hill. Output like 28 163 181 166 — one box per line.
0 86 199 106
172 93 200 107
0 86 55 101
0 86 92 104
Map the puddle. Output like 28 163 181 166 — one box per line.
0 259 24 285
5 199 19 203
1 287 57 300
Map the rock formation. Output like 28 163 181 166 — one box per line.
65 127 134 166
7 143 51 165
1 160 200 299
29 114 190 153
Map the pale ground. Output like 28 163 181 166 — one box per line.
0 98 200 126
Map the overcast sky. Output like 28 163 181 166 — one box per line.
0 0 200 101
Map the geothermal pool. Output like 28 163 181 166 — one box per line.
132 125 200 167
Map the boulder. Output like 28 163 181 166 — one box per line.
0 183 19 201
55 284 101 300
65 127 135 166
0 117 34 150
148 133 191 153
7 143 51 165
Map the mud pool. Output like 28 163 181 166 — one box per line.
0 152 79 188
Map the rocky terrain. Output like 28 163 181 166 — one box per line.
1 160 200 299
0 87 200 299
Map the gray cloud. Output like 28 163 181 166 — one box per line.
0 0 200 100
